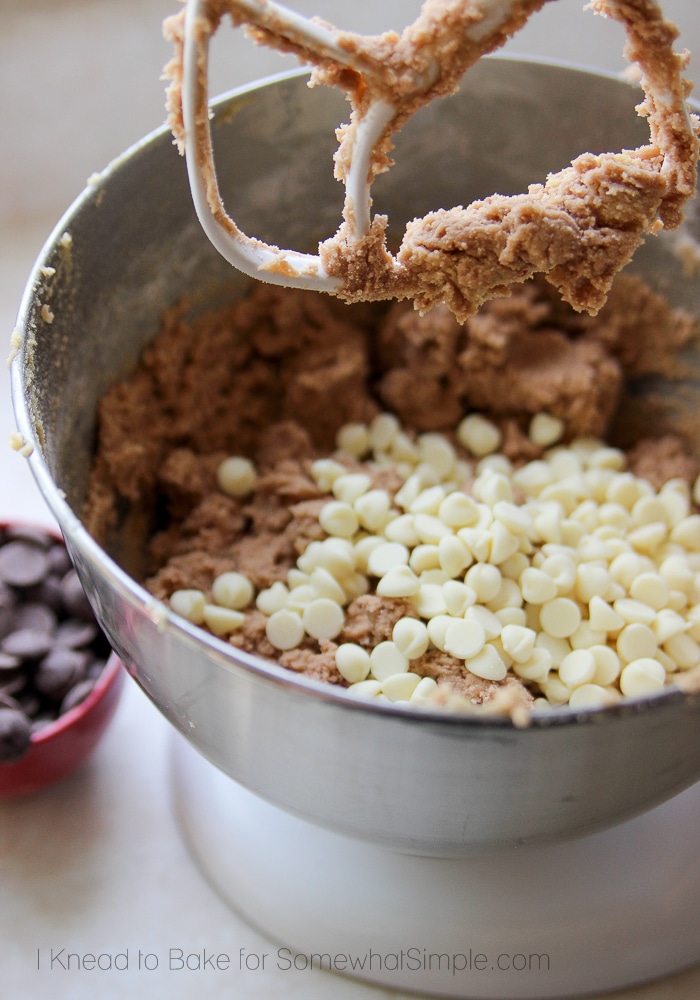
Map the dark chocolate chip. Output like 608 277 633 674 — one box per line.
60 570 94 621
0 651 21 672
34 648 88 700
60 679 95 714
0 531 112 761
18 692 42 717
0 541 51 589
4 526 53 550
0 581 16 611
47 544 73 577
0 673 26 696
14 602 57 636
30 713 57 735
0 708 32 762
26 575 64 614
54 619 99 649
0 585 18 640
0 692 22 712
86 658 108 680
1 628 54 662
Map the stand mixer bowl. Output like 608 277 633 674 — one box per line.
10 58 700 856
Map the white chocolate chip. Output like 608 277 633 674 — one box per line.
426 615 453 653
411 583 448 619
410 676 440 704
212 571 254 610
559 649 596 687
536 632 571 667
336 422 370 458
414 512 453 544
568 621 607 650
369 413 400 452
670 515 700 551
444 618 486 659
539 553 577 593
346 679 382 699
170 589 206 624
354 489 392 532
466 643 507 681
309 566 347 604
465 605 502 641
311 458 349 490
382 672 422 702
488 521 521 565
539 598 581 639
410 485 447 515
393 617 429 659
217 456 258 497
663 632 700 669
256 581 290 615
438 491 480 528
653 608 690 644
438 535 472 577
332 473 372 504
616 623 658 662
418 433 456 478
457 414 502 457
383 514 421 547
487 578 524 611
619 658 666 697
266 609 304 650
353 535 384 572
568 684 618 709
512 647 551 683
500 624 536 664
408 544 441 574
464 563 502 603
590 645 621 686
370 641 409 681
519 567 558 605
335 643 371 683
612 598 656 626
319 500 360 538
302 598 345 640
529 412 564 447
574 564 611 603
368 541 410 576
376 564 420 597
458 527 492 563
442 580 477 616
629 572 670 611
203 604 245 635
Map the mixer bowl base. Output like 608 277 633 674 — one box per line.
171 733 700 999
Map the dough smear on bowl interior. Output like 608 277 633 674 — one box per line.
83 275 700 720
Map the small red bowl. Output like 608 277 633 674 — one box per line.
0 652 125 798
0 521 125 797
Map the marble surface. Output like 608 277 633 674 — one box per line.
1 2 699 998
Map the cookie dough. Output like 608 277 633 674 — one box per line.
83 276 699 710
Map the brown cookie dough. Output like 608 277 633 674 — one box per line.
83 276 698 708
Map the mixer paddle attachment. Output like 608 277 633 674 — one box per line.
164 0 699 320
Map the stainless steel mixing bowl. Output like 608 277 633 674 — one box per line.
11 58 700 856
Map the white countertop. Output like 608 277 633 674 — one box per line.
1 3 699 998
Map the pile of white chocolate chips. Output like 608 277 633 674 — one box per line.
168 410 700 712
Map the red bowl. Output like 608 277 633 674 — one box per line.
0 652 124 798
0 520 125 797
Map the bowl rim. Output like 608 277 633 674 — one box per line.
9 59 700 733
